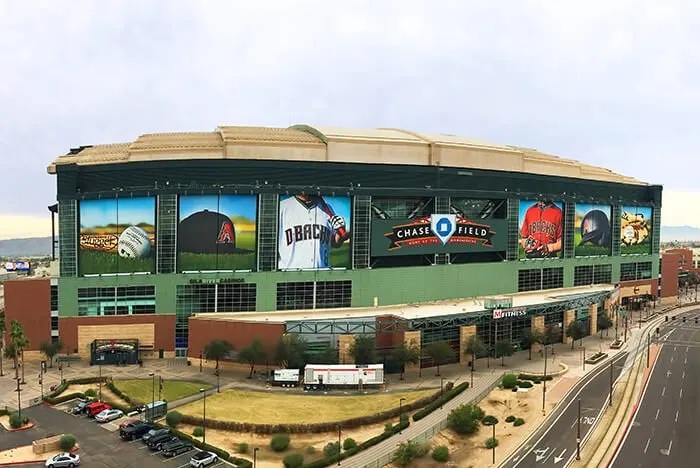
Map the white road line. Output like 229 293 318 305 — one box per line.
680 389 683 399
686 347 689 353
668 440 673 455
662 387 666 397
683 371 686 379
674 346 677 352
670 356 674 363
675 410 679 422
655 409 660 420
644 438 651 453
685 357 688 364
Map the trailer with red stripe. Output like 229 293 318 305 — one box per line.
303 364 384 390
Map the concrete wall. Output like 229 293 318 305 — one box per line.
187 318 284 359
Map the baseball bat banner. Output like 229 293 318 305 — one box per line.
620 206 652 254
518 199 564 259
278 195 351 270
79 197 156 275
178 194 257 272
574 203 612 257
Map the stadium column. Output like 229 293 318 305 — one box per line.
403 331 421 377
338 335 355 364
531 315 545 353
588 303 598 336
459 325 477 365
562 309 575 345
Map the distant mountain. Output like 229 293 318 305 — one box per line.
0 237 53 257
661 225 700 242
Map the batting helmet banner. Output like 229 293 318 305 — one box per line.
620 206 652 255
574 203 612 257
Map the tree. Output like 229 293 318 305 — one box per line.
392 340 420 380
349 335 376 365
275 334 308 369
9 320 28 384
307 343 338 364
238 338 267 378
0 310 5 377
521 329 544 360
447 403 484 435
598 314 613 338
544 324 558 354
425 341 455 376
463 334 485 371
566 321 586 349
3 342 17 375
495 340 514 366
40 340 63 368
203 339 233 371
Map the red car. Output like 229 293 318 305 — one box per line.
86 402 111 418
119 418 140 429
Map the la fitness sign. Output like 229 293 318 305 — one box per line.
492 307 527 320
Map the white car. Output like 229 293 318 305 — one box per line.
95 408 124 423
45 452 80 467
190 451 218 467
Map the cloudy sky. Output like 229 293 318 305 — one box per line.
1 1 699 239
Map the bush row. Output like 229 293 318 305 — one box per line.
43 376 111 404
412 382 468 422
518 373 553 382
180 387 444 434
302 419 410 468
106 381 141 406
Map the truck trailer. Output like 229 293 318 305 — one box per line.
272 369 301 387
303 364 384 390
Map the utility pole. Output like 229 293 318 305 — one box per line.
582 347 586 372
492 422 496 464
576 399 581 460
647 334 650 368
609 359 613 407
542 345 548 414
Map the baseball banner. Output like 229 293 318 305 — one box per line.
574 203 612 257
178 195 257 272
620 206 652 254
518 199 564 259
278 195 351 270
79 197 156 275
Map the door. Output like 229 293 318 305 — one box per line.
158 349 164 359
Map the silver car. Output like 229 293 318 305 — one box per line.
45 452 80 468
95 408 124 423
190 451 218 467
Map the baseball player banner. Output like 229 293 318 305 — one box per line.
518 199 564 259
79 197 156 275
620 206 652 254
278 195 351 270
178 194 257 272
574 203 612 257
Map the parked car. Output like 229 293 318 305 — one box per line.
149 434 179 451
45 452 80 468
118 418 140 429
86 402 111 418
190 451 218 467
141 428 169 444
120 422 154 441
95 408 124 423
70 400 92 415
161 438 193 457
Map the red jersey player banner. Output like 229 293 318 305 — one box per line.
574 203 612 257
177 195 257 272
518 199 564 259
278 195 351 270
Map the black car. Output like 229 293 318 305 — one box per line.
141 428 169 444
120 422 154 441
70 400 92 415
161 438 193 457
149 434 178 451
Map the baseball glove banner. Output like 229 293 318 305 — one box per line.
620 206 652 254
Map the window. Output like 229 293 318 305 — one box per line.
132 304 156 314
371 197 434 219
542 267 564 290
277 280 352 310
621 262 653 281
50 317 59 330
574 266 594 286
593 264 612 283
217 283 257 312
50 285 58 311
77 286 156 317
519 268 563 292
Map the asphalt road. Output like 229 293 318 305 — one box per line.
612 309 700 468
502 349 629 468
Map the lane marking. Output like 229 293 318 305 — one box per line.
685 357 688 364
670 356 674 363
662 387 666 397
655 409 660 420
675 410 679 422
680 389 683 399
644 438 651 453
683 371 685 379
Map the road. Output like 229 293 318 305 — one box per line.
612 309 700 467
503 350 629 468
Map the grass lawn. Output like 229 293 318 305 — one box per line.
113 379 212 404
177 388 437 424
79 250 155 274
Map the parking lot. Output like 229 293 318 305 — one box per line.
13 401 235 468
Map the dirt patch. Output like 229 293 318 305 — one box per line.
0 444 62 464
57 384 130 407
178 419 391 467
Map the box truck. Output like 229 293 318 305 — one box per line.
303 364 384 390
272 369 301 387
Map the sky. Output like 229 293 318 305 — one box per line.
2 1 700 239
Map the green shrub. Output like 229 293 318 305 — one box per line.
517 380 533 389
512 387 518 392
305 446 316 455
271 433 291 452
384 422 394 433
412 382 469 421
502 373 518 389
59 434 76 452
505 415 516 423
238 442 249 453
193 427 204 437
448 404 484 435
394 440 428 467
8 412 23 429
534 379 541 384
482 415 498 426
166 411 183 428
283 453 304 468
432 445 449 462
343 438 357 450
485 437 499 449
323 441 341 457
518 373 552 381
84 389 97 398
514 418 525 426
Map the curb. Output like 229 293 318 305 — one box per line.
0 421 35 433
0 446 79 467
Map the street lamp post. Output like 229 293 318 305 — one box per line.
199 352 203 373
542 345 548 414
609 359 613 407
337 424 342 466
253 448 259 468
39 373 44 400
492 422 496 464
215 369 220 393
576 399 581 460
149 372 155 423
582 347 586 372
399 398 406 433
199 388 207 444
59 363 63 384
98 360 102 402
440 377 445 401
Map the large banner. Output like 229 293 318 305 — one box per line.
278 195 351 270
575 203 612 257
79 197 156 275
518 199 564 259
620 206 652 254
178 195 257 271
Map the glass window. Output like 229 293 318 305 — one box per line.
542 267 564 290
593 264 612 283
518 269 542 292
276 281 352 310
574 266 594 286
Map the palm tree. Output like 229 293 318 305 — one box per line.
10 321 28 384
3 342 18 380
0 310 5 377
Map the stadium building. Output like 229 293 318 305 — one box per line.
4 125 663 368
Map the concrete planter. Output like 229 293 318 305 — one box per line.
585 352 608 364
